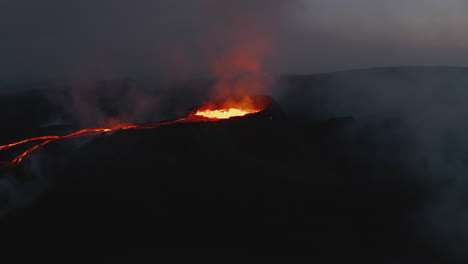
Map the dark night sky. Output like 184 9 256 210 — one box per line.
1 0 468 81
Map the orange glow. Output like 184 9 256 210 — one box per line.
200 3 275 100
190 96 264 120
193 108 259 119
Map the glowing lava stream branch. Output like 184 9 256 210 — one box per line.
0 118 191 169
0 97 265 169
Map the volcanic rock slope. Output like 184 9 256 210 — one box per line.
0 109 437 262
3 66 466 261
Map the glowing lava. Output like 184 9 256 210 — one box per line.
192 108 260 120
0 121 185 168
0 96 269 168
189 96 263 120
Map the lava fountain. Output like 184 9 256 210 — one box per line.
0 96 270 168
189 96 264 120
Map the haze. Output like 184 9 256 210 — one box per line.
1 0 467 81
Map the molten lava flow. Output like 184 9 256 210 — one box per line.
190 96 263 120
0 120 185 168
192 108 259 120
0 96 269 168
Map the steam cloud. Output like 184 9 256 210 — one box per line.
41 0 290 127
275 67 468 261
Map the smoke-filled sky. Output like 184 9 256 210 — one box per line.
1 0 468 81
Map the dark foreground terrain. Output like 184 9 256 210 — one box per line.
0 108 437 262
2 67 468 261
